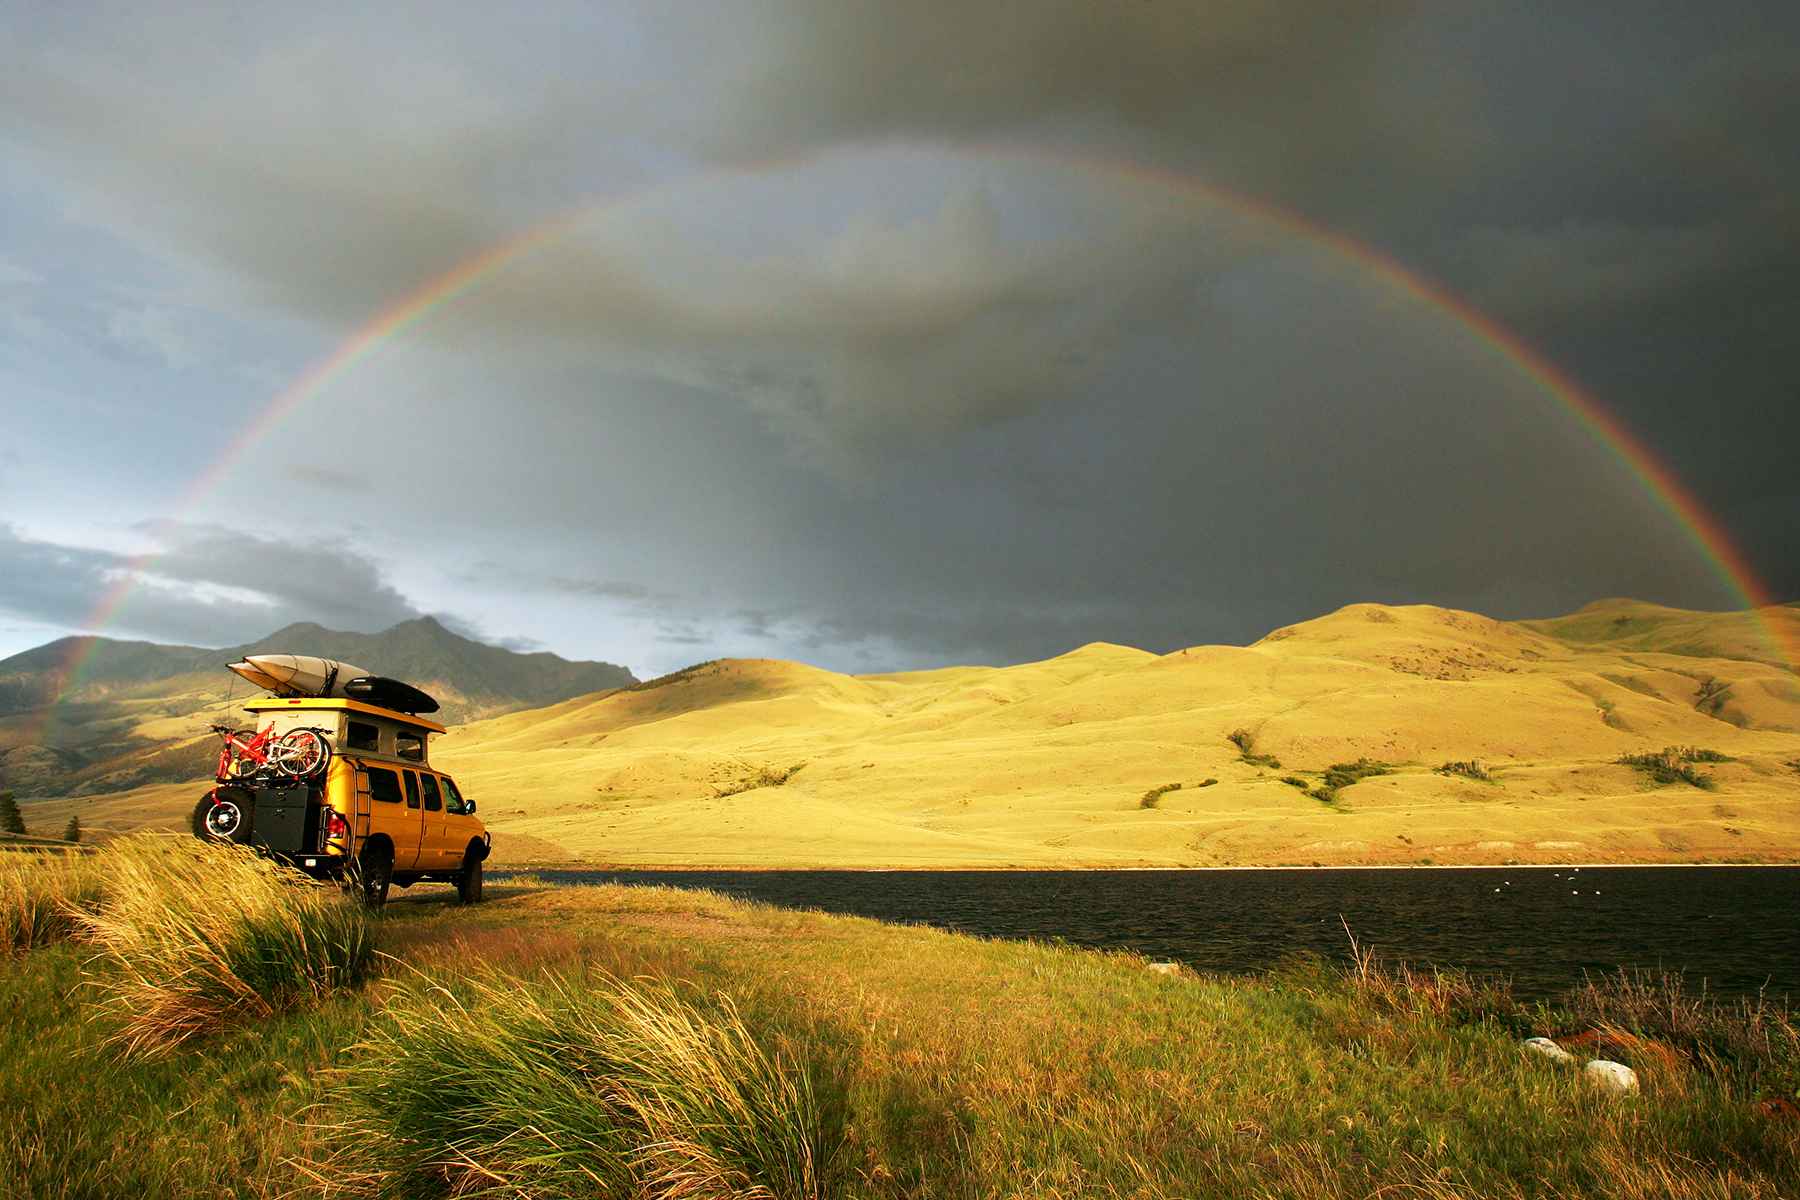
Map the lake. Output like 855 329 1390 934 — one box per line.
494 865 1800 1002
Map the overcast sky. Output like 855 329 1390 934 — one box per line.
3 2 1796 676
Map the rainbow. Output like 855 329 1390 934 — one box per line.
38 146 1795 711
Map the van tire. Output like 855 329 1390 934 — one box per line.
192 787 252 842
354 842 393 909
455 851 483 904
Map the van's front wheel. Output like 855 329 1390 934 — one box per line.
455 850 483 904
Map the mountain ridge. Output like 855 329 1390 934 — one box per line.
0 616 636 797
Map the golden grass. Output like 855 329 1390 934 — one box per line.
76 835 375 1056
0 847 108 951
2 868 1798 1197
318 968 835 1198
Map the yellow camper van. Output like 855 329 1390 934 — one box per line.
192 696 490 906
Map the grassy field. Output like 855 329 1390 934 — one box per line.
2 842 1797 1198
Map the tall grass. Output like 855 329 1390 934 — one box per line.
322 970 841 1199
77 836 375 1056
0 848 108 951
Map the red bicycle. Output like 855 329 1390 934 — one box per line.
211 722 332 782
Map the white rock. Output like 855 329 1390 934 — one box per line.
1523 1037 1577 1063
1584 1060 1640 1095
1146 961 1182 976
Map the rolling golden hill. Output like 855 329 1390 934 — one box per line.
27 600 1800 867
424 600 1800 867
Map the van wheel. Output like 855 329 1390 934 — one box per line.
455 851 483 904
193 787 252 842
353 843 393 909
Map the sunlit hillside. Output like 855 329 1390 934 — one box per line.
414 600 1800 867
25 600 1797 868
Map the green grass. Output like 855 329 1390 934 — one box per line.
2 866 1797 1197
1140 782 1182 808
1618 747 1726 790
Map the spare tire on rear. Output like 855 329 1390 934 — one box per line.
191 786 254 843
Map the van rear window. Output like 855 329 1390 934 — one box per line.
346 721 380 752
365 767 402 805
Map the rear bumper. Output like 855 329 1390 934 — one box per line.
277 851 348 880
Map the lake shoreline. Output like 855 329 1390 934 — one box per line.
495 859 1800 873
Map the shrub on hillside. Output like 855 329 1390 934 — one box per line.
1227 728 1281 769
1618 748 1721 790
77 836 375 1056
1306 759 1392 804
1139 782 1182 809
324 970 843 1198
1694 676 1731 716
718 762 808 798
1435 760 1492 782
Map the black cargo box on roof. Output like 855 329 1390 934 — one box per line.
343 675 440 714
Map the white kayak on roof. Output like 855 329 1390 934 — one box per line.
227 654 373 698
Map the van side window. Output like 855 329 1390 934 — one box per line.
396 731 425 762
365 767 403 805
441 776 468 815
419 773 442 812
402 770 421 809
346 720 380 752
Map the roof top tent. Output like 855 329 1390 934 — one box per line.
242 696 446 769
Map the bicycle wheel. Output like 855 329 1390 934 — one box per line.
276 728 332 779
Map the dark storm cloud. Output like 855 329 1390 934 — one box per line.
3 1 1795 671
0 524 423 647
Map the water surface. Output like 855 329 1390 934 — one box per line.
494 865 1799 1002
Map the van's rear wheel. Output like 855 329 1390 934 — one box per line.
353 843 393 909
455 851 483 904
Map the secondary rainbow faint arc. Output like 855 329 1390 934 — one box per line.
54 148 1795 696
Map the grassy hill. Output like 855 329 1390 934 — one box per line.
404 600 1800 867
16 599 1800 866
0 617 635 800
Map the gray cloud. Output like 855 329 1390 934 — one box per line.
0 523 424 648
2 1 1794 673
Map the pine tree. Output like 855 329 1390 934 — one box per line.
62 815 82 844
0 790 24 836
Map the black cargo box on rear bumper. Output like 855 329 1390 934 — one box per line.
247 783 317 856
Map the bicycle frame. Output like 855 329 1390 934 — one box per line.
215 723 281 779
